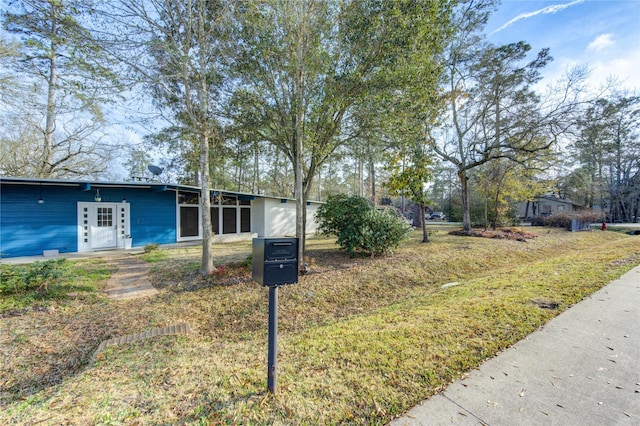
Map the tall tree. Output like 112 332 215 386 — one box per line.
233 0 453 269
3 0 120 178
574 92 640 221
432 0 582 232
104 0 233 275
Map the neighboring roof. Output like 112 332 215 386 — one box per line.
0 176 318 203
535 195 581 207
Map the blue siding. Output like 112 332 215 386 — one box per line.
128 190 176 247
1 185 79 257
0 183 177 258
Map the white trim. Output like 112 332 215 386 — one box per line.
176 191 202 242
77 202 130 252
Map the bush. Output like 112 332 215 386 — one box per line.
0 259 68 295
537 210 604 230
316 194 412 257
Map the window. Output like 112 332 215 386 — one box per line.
211 207 220 234
180 206 199 237
178 191 199 205
209 193 251 234
241 208 251 232
222 195 237 205
223 208 236 234
97 207 113 227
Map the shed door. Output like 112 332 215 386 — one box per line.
92 204 118 249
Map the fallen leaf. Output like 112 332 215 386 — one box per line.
519 388 526 397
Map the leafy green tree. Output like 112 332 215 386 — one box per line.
385 144 434 242
474 158 546 229
232 0 453 269
574 92 640 221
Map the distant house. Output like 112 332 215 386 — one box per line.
0 177 320 258
517 195 581 220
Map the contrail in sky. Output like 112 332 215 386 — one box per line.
490 0 586 34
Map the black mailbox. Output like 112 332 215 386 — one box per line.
252 238 298 287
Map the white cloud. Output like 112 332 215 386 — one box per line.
588 54 640 91
491 0 585 34
587 34 614 52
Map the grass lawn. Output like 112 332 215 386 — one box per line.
1 226 639 424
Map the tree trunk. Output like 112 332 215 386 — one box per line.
200 132 214 275
492 191 500 230
368 153 376 203
197 0 214 276
459 170 472 233
420 203 429 243
43 7 58 178
295 60 305 273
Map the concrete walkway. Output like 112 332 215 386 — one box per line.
390 264 640 426
104 255 159 300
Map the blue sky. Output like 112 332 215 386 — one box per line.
485 0 640 92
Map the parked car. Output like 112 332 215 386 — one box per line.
431 212 446 220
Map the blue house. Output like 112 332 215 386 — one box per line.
0 177 320 258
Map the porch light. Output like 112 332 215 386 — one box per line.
94 189 101 202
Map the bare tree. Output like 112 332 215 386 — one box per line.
2 0 121 178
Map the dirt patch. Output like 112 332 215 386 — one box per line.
449 227 537 241
531 299 560 310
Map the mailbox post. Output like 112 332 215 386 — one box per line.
252 238 298 394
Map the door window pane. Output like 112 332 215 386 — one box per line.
97 208 113 227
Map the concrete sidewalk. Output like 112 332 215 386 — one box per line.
390 264 640 426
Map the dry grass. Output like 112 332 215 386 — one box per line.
1 226 639 424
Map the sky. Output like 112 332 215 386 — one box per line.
485 0 640 93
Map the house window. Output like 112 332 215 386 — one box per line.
180 206 199 237
211 207 220 234
209 193 251 234
178 191 199 205
223 208 236 234
222 195 237 205
241 208 251 232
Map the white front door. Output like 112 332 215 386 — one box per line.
78 202 130 251
92 204 117 248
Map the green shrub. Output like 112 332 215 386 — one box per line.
316 194 412 257
0 259 68 295
144 244 160 253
